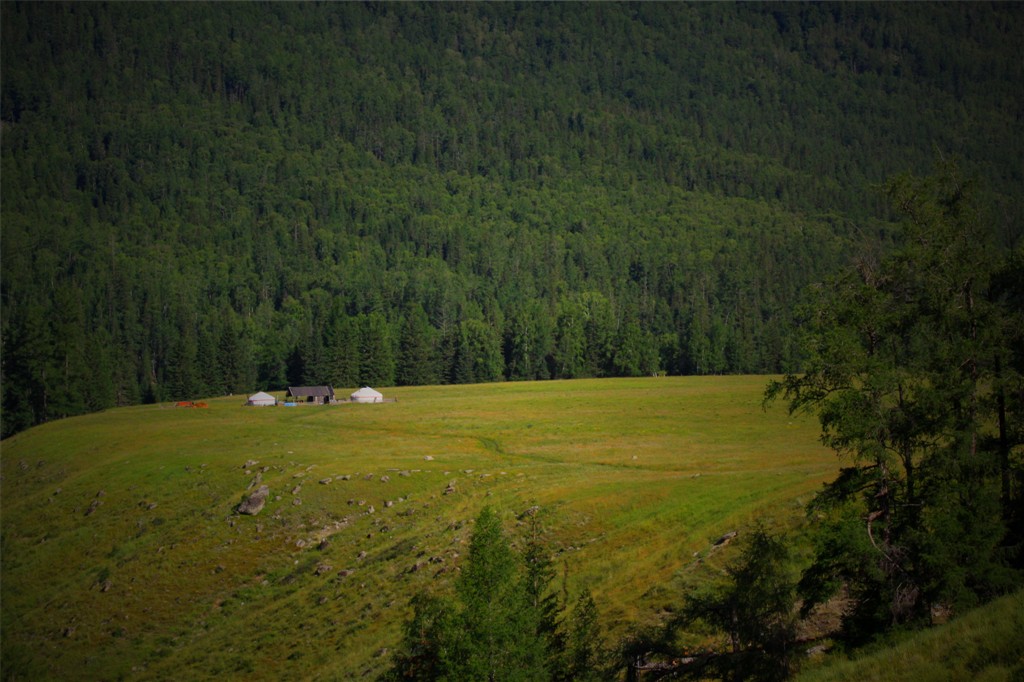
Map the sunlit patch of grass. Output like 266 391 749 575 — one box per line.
2 376 836 679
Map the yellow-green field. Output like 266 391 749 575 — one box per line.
1 376 836 680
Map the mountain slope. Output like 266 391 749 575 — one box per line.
2 3 1022 436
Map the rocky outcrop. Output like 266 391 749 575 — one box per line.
238 485 270 515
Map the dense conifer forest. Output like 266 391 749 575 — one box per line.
2 2 1022 437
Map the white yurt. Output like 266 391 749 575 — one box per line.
246 391 277 407
350 386 384 403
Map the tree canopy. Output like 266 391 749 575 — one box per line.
766 164 1024 641
3 2 1022 436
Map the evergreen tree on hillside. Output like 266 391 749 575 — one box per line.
676 527 797 682
359 312 396 387
522 516 565 673
453 507 549 680
385 507 581 681
561 590 604 682
612 321 659 377
323 313 361 389
397 302 440 386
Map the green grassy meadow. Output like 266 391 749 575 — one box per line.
1 376 836 680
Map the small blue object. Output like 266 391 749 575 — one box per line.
284 402 297 407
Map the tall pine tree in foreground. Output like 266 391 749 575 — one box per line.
385 507 608 681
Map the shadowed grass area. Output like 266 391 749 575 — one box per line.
794 589 1024 682
1 376 835 679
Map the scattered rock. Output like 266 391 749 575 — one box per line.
380 475 390 483
296 539 307 548
317 539 330 551
366 506 376 515
340 474 351 481
100 579 113 592
146 502 158 510
238 485 270 515
518 505 541 520
292 498 302 506
713 531 738 546
318 596 329 605
424 455 434 461
337 569 354 578
243 460 258 469
384 500 394 508
85 499 102 516
63 626 76 638
214 564 225 574
364 474 374 481
444 481 456 495
247 472 262 490
357 551 367 560
319 477 333 485
96 490 106 498
398 471 410 477
314 563 332 576
292 486 302 495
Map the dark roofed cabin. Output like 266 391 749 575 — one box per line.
286 386 335 405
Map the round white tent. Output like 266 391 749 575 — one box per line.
350 386 383 403
246 391 277 407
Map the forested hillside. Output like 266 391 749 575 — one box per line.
3 2 1022 436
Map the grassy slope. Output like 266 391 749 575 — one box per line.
795 589 1024 682
1 376 834 680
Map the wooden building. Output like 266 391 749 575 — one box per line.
285 386 335 404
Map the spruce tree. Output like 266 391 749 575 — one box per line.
677 527 797 682
397 302 440 386
452 506 548 680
